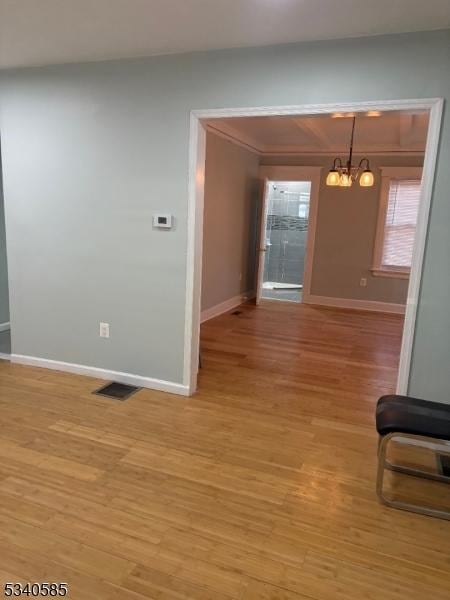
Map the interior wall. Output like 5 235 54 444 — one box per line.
0 30 449 400
201 132 260 312
260 155 424 305
0 149 9 326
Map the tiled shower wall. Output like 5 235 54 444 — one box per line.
263 182 311 286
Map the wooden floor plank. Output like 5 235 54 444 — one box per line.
1 300 449 599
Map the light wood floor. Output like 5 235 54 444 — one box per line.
0 301 449 599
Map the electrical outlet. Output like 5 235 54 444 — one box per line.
360 277 367 287
99 322 110 338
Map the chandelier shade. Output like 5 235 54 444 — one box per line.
326 117 375 188
360 168 375 187
325 169 340 186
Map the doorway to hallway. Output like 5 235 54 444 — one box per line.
188 98 442 398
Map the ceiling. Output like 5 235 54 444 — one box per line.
0 0 449 69
205 111 429 155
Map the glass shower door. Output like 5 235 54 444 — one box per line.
262 181 311 302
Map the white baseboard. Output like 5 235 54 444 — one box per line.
0 352 10 361
305 294 406 315
10 354 190 396
201 290 255 323
0 322 10 333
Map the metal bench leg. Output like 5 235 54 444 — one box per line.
377 432 450 521
379 432 450 483
384 460 450 483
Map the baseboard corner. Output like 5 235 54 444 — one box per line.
0 321 11 333
10 354 190 397
201 290 255 323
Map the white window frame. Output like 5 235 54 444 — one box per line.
372 166 423 279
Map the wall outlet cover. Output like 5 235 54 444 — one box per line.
99 322 110 338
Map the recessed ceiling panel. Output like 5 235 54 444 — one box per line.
206 110 429 153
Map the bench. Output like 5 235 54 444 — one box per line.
376 395 450 520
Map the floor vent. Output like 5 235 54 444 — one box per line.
93 382 140 400
437 454 450 477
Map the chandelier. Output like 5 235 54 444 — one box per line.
326 116 374 188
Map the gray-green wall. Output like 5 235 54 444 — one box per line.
0 30 449 400
0 150 9 326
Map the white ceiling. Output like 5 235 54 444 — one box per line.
0 0 449 69
206 111 429 154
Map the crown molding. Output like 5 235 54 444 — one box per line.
205 123 262 155
206 123 425 158
260 149 425 157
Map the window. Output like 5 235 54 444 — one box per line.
372 167 422 278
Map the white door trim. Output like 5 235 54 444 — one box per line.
258 166 322 304
396 100 444 395
184 98 444 396
255 178 269 305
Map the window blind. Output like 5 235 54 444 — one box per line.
382 179 421 269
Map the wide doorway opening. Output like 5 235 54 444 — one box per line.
186 99 442 398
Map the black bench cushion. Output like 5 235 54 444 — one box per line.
376 395 450 441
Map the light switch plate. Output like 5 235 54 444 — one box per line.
99 322 110 338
